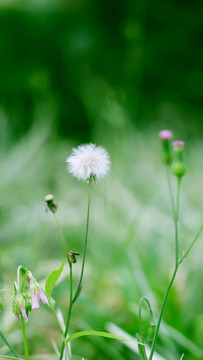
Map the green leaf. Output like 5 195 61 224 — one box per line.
45 261 65 300
0 356 23 360
67 330 144 345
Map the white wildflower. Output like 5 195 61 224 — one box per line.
66 144 110 182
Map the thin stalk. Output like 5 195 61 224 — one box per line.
60 182 91 360
148 267 178 360
53 213 71 267
149 177 181 360
20 314 29 360
178 223 203 265
17 266 23 290
21 271 28 293
59 264 73 360
0 332 18 357
72 182 91 304
49 303 71 360
166 165 176 219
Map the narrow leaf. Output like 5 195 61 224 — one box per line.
45 261 65 300
67 330 143 345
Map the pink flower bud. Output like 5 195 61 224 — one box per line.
38 290 48 305
20 307 28 323
31 292 40 310
172 140 185 147
159 130 173 140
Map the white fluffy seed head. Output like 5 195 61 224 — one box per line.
66 144 110 182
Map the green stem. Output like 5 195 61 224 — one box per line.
59 264 73 360
72 181 91 304
139 297 153 360
60 182 91 360
149 177 181 360
21 271 28 294
20 314 29 360
0 332 18 358
49 303 71 360
53 213 71 267
17 266 23 291
148 266 178 360
166 165 176 219
178 223 203 265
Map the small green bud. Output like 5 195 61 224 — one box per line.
68 251 80 264
172 141 186 179
147 321 156 344
45 194 57 213
15 293 25 309
24 294 32 315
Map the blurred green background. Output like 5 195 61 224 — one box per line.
0 0 203 359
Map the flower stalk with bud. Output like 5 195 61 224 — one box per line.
146 131 203 360
45 143 110 360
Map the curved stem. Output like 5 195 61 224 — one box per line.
0 289 13 296
20 314 29 360
139 297 154 360
73 182 91 304
17 266 23 291
21 271 28 293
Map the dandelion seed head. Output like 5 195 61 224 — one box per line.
66 144 110 182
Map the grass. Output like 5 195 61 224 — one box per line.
0 117 202 360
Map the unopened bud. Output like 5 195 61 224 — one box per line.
172 141 186 178
158 130 173 165
68 251 80 264
15 293 25 309
147 321 156 344
45 194 57 213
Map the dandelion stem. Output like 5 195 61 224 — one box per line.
60 182 91 360
20 314 29 360
72 181 91 304
149 177 181 360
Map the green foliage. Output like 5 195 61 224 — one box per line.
45 261 65 301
